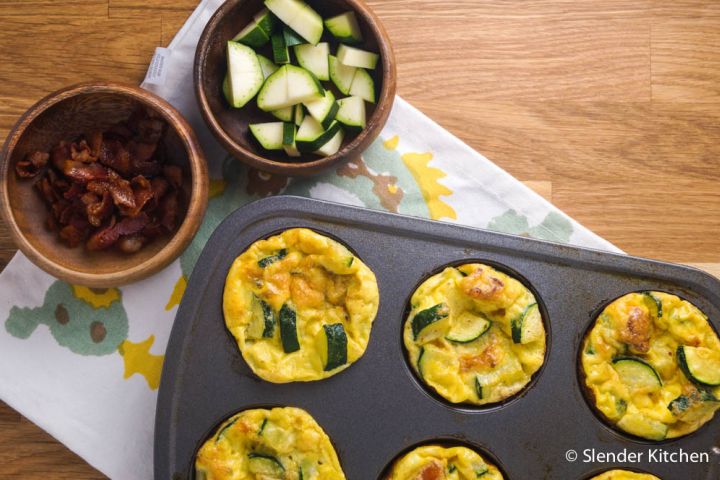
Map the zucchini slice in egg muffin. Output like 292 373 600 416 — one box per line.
581 291 720 440
223 228 379 383
195 407 346 480
385 445 504 480
404 263 546 405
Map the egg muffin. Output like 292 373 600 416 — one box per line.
386 445 504 480
195 407 345 480
581 291 720 440
404 263 546 405
224 228 379 383
590 470 661 480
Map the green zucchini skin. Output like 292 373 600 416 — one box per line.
271 33 290 64
416 347 425 380
279 304 300 353
282 26 305 47
257 418 268 436
323 323 348 371
643 291 663 318
411 303 449 340
260 300 275 338
215 417 238 442
247 452 285 473
258 248 288 268
677 346 720 387
475 376 483 400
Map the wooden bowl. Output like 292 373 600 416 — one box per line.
0 82 209 287
195 0 396 176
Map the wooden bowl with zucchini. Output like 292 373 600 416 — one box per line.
195 0 396 176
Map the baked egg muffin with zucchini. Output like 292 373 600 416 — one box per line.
590 470 660 480
403 263 546 405
581 291 720 440
385 444 504 480
223 228 379 383
195 407 345 480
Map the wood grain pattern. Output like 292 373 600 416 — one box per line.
0 0 718 477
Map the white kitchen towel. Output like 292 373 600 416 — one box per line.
0 0 619 478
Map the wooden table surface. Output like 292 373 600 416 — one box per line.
1 0 719 477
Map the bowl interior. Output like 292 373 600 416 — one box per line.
198 0 386 167
5 90 193 278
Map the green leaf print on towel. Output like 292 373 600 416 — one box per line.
5 281 129 356
487 209 573 243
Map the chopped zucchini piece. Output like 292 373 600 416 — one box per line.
279 303 300 353
511 303 543 344
258 249 288 267
226 42 264 108
264 0 323 45
643 291 663 318
249 122 285 151
324 11 363 44
678 346 720 386
335 96 366 131
337 43 379 69
248 295 275 339
319 323 348 371
257 65 323 111
475 376 483 400
617 413 668 441
257 53 279 79
283 140 302 157
222 74 232 105
349 67 375 103
612 357 662 392
303 90 339 129
314 128 344 157
233 21 270 48
271 33 290 64
270 105 294 122
411 303 450 340
294 42 330 81
254 8 278 36
294 104 305 126
446 312 491 343
296 117 341 153
282 122 296 146
287 64 324 103
329 55 357 95
247 453 285 476
283 26 305 47
214 418 238 442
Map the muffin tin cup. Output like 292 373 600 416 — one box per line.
155 196 720 480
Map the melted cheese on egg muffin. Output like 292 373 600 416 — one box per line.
224 228 379 383
195 407 345 480
581 292 720 440
590 470 660 480
386 445 504 480
403 264 546 405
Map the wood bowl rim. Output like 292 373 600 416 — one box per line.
0 81 209 288
194 0 397 177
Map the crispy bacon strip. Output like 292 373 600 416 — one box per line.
461 267 505 300
15 151 49 178
620 306 651 353
87 213 150 251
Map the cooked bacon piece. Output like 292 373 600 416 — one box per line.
99 137 132 175
461 338 503 371
51 141 71 171
620 306 651 353
70 140 96 163
461 267 505 300
159 190 179 231
15 151 49 178
414 461 445 480
87 213 149 251
63 161 109 184
62 182 84 201
87 170 136 210
85 191 113 227
163 165 183 189
59 225 85 248
87 131 103 158
34 176 58 205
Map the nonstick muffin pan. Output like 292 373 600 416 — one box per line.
155 196 720 480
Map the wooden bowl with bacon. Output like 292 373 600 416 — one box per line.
0 83 208 287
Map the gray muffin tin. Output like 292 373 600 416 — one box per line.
155 196 720 480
